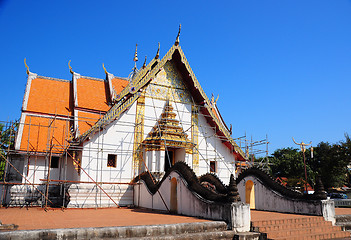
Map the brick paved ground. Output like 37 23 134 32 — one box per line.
0 207 209 231
1 207 350 231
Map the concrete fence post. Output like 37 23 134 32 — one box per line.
229 202 251 232
321 199 336 225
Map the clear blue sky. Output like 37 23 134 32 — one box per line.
1 0 350 155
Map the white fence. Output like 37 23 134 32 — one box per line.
333 199 351 207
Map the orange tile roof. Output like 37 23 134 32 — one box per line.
20 115 70 153
77 111 102 135
76 78 109 112
111 77 129 95
26 78 71 116
19 75 129 153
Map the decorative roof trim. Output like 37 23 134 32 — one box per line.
22 72 37 111
23 111 71 121
37 76 70 82
15 112 27 151
78 76 105 81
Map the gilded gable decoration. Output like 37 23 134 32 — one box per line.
145 62 191 103
143 101 194 153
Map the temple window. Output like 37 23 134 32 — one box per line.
50 156 59 168
107 154 117 168
210 161 217 173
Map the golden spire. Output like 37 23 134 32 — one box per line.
142 56 147 68
133 43 138 62
102 63 108 74
24 58 30 75
133 43 138 71
68 60 74 74
155 42 160 59
175 24 181 46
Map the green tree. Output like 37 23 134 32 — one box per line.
268 147 314 189
269 135 351 190
0 122 17 181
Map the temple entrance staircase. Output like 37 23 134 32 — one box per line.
251 210 350 240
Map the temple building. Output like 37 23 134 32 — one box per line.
1 30 246 208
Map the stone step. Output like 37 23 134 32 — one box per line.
271 230 350 240
252 215 350 240
336 221 351 231
336 214 351 231
336 215 351 222
266 225 345 238
254 219 332 232
253 216 323 227
0 221 241 240
123 231 238 240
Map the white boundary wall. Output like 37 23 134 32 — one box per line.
134 171 250 232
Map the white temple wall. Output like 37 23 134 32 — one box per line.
63 157 80 182
21 155 80 184
21 156 46 184
80 102 137 183
197 114 235 183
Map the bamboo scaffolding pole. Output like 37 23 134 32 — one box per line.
44 115 57 209
0 86 248 207
39 179 136 185
0 151 54 206
0 121 12 206
51 137 120 208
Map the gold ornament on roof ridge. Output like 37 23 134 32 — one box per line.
133 44 138 62
175 24 181 46
102 63 108 74
142 56 147 68
68 60 74 74
210 94 219 105
24 58 30 75
155 42 160 59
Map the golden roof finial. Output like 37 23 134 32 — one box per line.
68 60 74 74
142 56 147 68
133 44 138 62
175 24 181 46
102 63 108 74
24 58 30 75
215 94 219 104
155 42 160 59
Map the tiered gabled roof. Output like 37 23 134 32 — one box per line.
77 43 246 161
16 35 246 160
15 68 128 154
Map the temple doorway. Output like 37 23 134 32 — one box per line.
245 180 255 209
170 177 178 213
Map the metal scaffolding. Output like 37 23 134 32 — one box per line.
0 90 246 209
